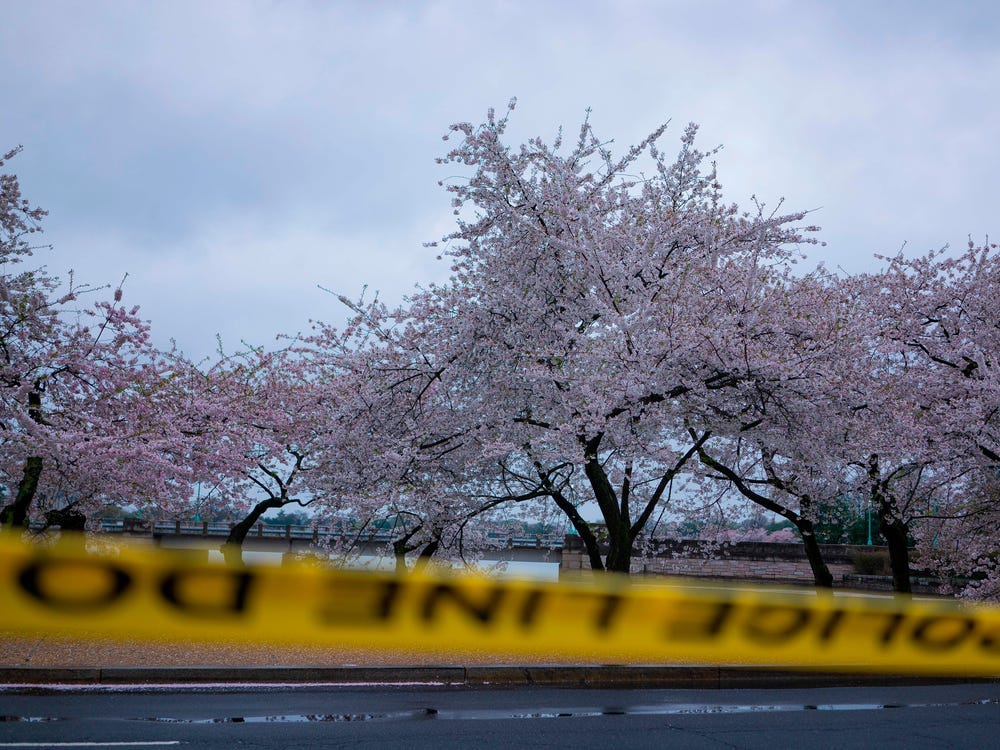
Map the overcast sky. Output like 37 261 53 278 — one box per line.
2 0 998 360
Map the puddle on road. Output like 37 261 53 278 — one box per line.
3 698 997 724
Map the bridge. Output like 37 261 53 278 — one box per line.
46 519 908 590
93 518 567 566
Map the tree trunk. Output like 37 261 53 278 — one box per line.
43 506 87 532
550 489 605 571
223 497 285 565
2 389 48 530
393 538 412 574
693 446 834 589
572 521 607 572
411 538 440 574
1 456 43 530
880 517 912 594
583 437 632 573
796 519 834 588
866 455 912 594
604 522 633 573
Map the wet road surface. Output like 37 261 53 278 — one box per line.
2 682 998 748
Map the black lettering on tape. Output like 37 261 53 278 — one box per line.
911 616 975 652
853 609 909 647
159 568 254 618
518 589 544 628
18 558 131 612
666 600 735 641
876 612 907 646
315 579 401 626
421 583 505 625
979 624 1000 654
594 593 623 632
744 605 810 644
377 580 402 620
817 609 847 642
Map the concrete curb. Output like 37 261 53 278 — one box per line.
0 665 990 689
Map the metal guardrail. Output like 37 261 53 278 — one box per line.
92 518 566 550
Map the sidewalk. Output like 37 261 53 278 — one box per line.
1 631 988 689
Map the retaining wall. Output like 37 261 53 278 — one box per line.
559 536 886 588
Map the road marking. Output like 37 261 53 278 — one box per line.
0 743 181 748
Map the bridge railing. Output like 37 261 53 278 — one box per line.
88 518 565 550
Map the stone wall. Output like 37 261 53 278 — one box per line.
559 535 877 587
630 556 857 583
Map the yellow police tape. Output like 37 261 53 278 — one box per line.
2 534 999 676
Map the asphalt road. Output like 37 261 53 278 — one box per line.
1 683 998 749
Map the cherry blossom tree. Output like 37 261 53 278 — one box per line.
922 466 1000 599
335 104 994 588
876 242 999 475
0 147 208 529
684 269 871 587
303 296 527 572
312 103 823 573
0 146 53 526
689 264 977 592
183 343 365 564
865 243 1000 595
696 250 996 594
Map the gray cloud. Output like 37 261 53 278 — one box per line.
2 0 998 357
